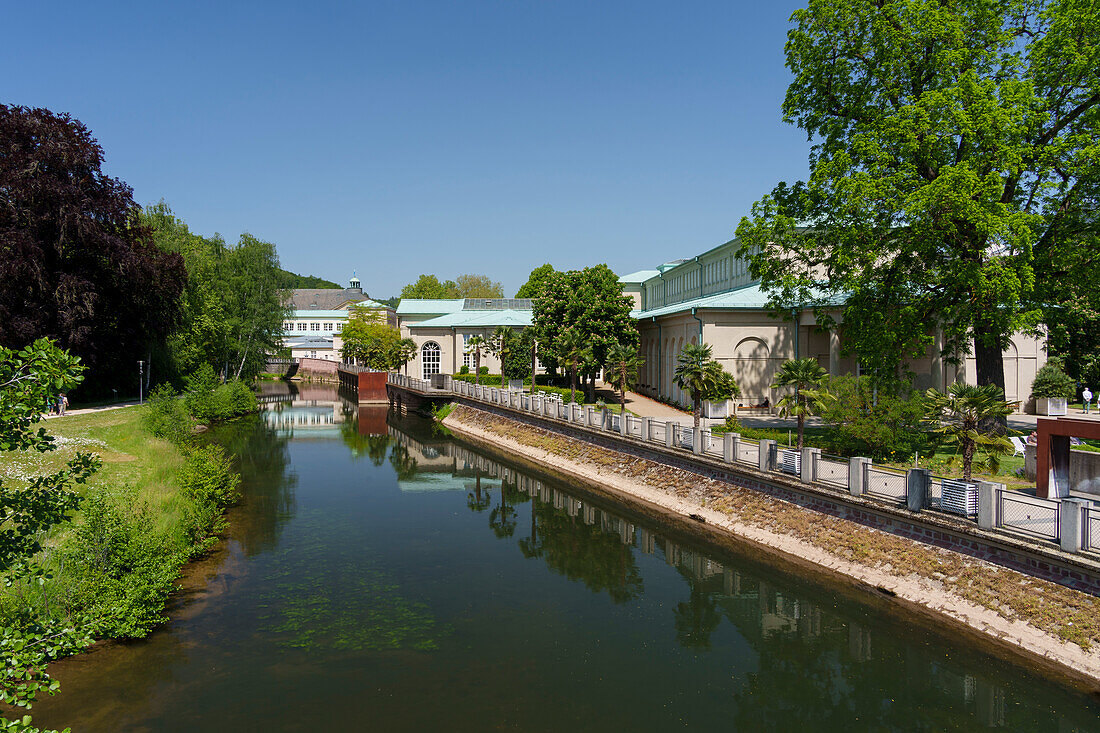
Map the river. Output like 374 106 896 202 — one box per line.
32 385 1100 731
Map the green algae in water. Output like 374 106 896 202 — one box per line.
254 513 450 653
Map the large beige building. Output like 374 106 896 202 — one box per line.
624 238 1047 410
396 298 535 379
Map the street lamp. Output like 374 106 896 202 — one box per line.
138 360 145 404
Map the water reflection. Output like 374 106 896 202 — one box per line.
389 421 1098 731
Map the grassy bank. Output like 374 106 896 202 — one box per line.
0 403 239 640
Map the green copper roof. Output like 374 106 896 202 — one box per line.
634 283 845 319
618 269 660 284
395 299 466 315
409 309 533 329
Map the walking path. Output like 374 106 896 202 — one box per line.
601 385 1051 433
43 401 140 419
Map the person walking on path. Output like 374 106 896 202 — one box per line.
1084 387 1094 415
59 393 68 416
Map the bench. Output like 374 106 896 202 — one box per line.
733 405 772 416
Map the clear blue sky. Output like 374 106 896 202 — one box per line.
5 1 811 298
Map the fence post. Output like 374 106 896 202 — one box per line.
759 440 774 472
692 428 703 454
723 433 734 462
976 481 998 530
801 447 820 484
906 468 931 512
620 412 629 437
849 457 869 497
665 421 675 448
641 417 650 441
1059 498 1088 553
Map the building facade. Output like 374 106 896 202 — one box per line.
396 298 535 380
282 276 396 361
625 238 1046 409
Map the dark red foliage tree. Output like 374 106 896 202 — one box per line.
0 105 185 396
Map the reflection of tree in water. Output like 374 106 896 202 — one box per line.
673 583 722 649
388 444 419 480
208 415 297 557
466 470 492 513
339 420 392 466
515 497 643 604
488 480 518 538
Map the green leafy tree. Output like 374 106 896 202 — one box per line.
466 335 487 384
515 264 556 298
455 274 503 299
1 339 100 732
273 270 340 289
819 376 930 460
401 274 460 300
339 307 403 370
925 383 1016 481
605 344 645 415
558 329 592 404
771 358 833 451
394 338 418 376
673 343 740 429
735 0 1100 402
532 265 638 394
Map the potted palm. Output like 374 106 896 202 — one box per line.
1031 358 1074 416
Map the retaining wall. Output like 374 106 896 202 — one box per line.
1026 444 1100 495
451 397 1100 595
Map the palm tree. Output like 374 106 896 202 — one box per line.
925 383 1016 481
394 338 417 376
770 357 832 450
467 334 486 384
559 329 591 404
605 343 644 415
489 326 514 383
673 342 739 429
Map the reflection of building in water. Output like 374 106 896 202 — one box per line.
384 424 1036 727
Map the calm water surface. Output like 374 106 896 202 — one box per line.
34 385 1100 731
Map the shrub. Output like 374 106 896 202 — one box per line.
1031 358 1075 399
458 365 469 375
819 376 931 459
478 366 489 375
63 489 183 638
178 445 240 551
184 365 257 423
143 383 193 445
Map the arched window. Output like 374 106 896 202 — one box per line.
421 341 441 379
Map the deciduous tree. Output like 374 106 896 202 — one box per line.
0 106 186 396
736 0 1100 400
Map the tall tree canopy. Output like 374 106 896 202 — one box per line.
533 264 638 377
736 0 1100 393
142 202 288 382
0 106 186 396
515 264 556 298
399 273 503 300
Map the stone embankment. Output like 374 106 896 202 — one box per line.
442 403 1100 685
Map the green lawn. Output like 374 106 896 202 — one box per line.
0 406 187 546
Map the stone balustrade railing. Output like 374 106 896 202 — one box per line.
388 372 1098 557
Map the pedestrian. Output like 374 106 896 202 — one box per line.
59 393 68 416
1084 387 1093 415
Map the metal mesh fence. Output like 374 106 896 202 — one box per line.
998 492 1060 542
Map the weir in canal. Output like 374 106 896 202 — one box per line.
32 385 1100 731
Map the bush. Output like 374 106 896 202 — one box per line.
1031 358 1075 399
184 365 257 423
478 366 489 375
143 383 193 445
178 445 241 551
63 489 183 638
818 376 931 459
458 364 469 375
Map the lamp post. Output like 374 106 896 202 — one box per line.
138 360 145 404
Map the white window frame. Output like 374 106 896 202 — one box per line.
422 341 441 379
